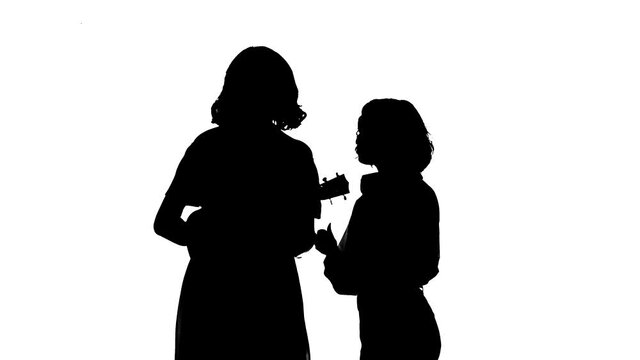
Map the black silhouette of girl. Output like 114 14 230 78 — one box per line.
316 99 441 359
154 46 320 360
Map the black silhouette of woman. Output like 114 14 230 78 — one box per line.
154 46 320 360
316 99 441 359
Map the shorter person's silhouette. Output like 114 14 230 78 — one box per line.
316 99 441 360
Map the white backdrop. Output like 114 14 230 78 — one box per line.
1 1 639 359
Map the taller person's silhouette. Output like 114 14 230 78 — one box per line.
316 99 441 360
154 46 320 360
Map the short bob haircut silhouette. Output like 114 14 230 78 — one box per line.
211 46 307 130
356 99 434 172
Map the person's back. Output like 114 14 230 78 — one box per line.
173 124 318 358
180 125 318 257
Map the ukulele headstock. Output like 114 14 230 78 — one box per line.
319 173 350 203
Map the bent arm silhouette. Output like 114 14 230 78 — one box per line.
154 195 189 246
323 252 360 295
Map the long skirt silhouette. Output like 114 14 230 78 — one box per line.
175 257 310 359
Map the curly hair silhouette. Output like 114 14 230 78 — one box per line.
211 46 307 130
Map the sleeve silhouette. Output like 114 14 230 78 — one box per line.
153 138 205 246
165 137 206 206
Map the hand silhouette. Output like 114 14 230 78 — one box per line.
315 223 339 256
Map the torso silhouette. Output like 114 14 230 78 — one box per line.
324 172 441 360
166 123 320 359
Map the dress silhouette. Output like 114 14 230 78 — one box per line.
154 46 320 360
316 99 441 360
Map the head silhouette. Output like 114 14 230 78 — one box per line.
356 99 433 172
211 46 306 130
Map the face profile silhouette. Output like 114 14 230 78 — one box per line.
356 98 433 172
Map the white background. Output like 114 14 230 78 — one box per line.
1 1 639 359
